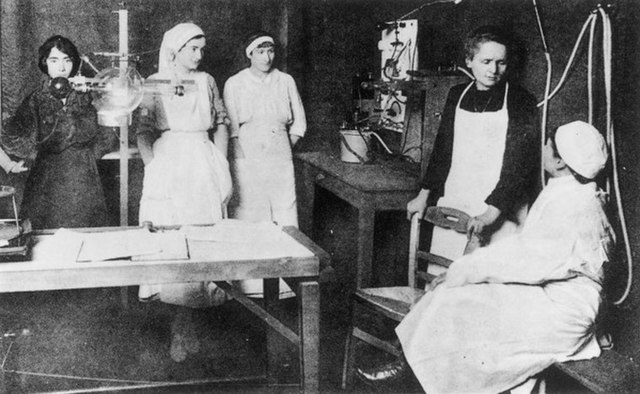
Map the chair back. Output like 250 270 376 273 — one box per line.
408 206 476 288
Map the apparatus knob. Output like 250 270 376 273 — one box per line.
49 77 72 99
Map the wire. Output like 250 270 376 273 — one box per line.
1 340 13 369
399 94 412 155
4 369 155 385
93 48 159 58
535 13 597 109
587 15 596 125
80 56 101 74
532 0 553 187
397 0 460 21
409 38 418 81
128 48 160 57
3 369 271 393
532 3 632 305
382 30 401 80
392 39 411 80
369 131 394 154
600 5 612 196
390 100 403 116
533 6 599 188
383 36 414 82
391 91 407 105
595 6 633 305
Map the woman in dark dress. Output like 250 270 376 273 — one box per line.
1 35 117 229
407 26 539 261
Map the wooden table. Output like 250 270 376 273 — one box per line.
295 151 420 288
0 223 330 393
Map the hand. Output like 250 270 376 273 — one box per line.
136 112 156 135
290 135 301 147
466 205 501 240
406 189 430 220
142 156 154 167
425 272 447 292
9 160 28 173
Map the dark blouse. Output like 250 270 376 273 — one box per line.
421 81 540 215
1 78 117 228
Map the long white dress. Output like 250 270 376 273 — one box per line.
223 67 306 298
137 71 232 307
396 176 614 393
224 68 306 227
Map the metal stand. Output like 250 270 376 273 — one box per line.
117 7 130 308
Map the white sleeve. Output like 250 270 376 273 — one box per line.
445 194 611 287
286 75 306 137
223 78 241 138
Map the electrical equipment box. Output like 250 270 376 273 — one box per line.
378 19 418 133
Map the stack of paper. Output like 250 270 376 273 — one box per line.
32 228 189 263
181 219 283 244
77 228 189 262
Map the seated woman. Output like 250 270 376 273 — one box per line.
358 121 615 394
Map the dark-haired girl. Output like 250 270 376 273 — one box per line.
1 35 117 228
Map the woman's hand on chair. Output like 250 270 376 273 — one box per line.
426 272 447 292
407 189 430 220
467 205 501 240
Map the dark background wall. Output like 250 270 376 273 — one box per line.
2 0 640 368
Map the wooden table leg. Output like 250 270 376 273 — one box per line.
264 277 281 384
299 281 320 394
120 287 129 309
294 159 318 237
357 208 375 288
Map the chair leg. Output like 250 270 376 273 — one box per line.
342 300 359 390
341 326 359 390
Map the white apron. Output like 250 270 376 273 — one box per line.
139 72 232 227
230 119 297 298
431 82 526 262
231 120 297 227
138 72 232 306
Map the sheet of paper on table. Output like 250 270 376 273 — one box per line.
31 228 188 262
78 229 189 262
181 219 284 244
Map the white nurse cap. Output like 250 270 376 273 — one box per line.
555 121 608 179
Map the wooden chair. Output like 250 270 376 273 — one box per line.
341 206 477 389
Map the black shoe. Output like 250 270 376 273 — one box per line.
356 357 410 389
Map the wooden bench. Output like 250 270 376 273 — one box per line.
553 349 640 393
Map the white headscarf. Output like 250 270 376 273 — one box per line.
555 120 608 179
245 36 274 58
157 23 211 131
158 23 205 73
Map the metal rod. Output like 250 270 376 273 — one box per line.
11 195 19 231
116 7 129 228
